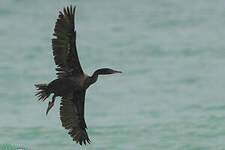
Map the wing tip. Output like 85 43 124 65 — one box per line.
64 5 76 14
69 128 91 145
59 5 76 17
77 138 91 145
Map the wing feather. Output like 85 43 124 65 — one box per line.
60 91 90 145
52 5 83 78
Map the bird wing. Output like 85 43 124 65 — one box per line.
52 5 83 78
60 90 90 145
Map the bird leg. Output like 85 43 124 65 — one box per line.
46 95 56 115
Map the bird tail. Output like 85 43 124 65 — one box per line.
35 84 50 101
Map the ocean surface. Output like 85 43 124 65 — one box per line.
1 0 225 149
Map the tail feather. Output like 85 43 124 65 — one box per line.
35 84 50 101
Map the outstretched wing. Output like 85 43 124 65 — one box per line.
52 5 83 78
60 91 90 145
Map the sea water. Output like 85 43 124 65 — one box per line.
1 0 225 149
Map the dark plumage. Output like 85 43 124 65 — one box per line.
34 5 121 145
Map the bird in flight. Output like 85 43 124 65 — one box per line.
34 5 121 145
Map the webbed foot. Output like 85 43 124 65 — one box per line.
46 101 54 115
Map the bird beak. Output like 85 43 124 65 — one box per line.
113 70 122 73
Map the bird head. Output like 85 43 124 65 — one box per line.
87 68 122 87
93 68 122 75
97 68 121 75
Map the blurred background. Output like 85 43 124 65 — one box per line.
1 0 225 149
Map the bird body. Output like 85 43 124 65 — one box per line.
49 78 79 96
34 5 121 145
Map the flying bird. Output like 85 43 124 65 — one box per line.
34 5 121 145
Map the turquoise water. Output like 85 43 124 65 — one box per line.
1 0 225 149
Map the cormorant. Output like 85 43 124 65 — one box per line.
34 5 121 145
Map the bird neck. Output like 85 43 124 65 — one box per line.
84 73 98 89
84 68 115 89
90 73 98 84
87 68 110 86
